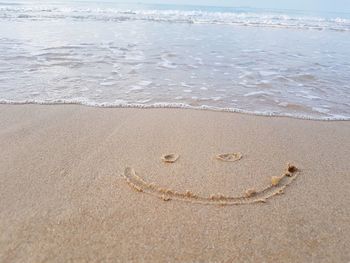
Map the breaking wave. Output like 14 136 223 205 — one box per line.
0 5 350 32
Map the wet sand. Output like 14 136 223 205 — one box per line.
0 104 349 262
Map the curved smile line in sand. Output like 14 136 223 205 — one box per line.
121 164 299 206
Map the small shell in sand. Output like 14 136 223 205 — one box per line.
216 152 242 162
161 153 179 163
271 176 282 186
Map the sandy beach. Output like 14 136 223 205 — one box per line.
0 104 349 262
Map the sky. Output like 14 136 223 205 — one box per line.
107 0 350 13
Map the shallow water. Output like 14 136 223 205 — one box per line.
1 1 350 120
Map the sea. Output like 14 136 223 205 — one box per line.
1 0 350 120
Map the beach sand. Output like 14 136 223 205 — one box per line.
0 104 349 262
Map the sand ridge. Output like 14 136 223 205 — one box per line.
122 163 299 206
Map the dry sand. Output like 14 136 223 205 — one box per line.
0 104 349 262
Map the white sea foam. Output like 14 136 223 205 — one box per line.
259 71 278 77
138 80 152 86
100 81 116 86
244 91 273 97
1 99 349 121
129 86 144 91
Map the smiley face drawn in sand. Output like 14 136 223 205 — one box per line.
121 153 299 206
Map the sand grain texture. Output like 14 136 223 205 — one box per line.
0 104 349 262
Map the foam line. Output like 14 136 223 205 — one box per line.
1 99 349 121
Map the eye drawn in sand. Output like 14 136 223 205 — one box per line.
121 163 299 206
161 153 179 163
216 152 242 162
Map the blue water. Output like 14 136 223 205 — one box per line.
0 1 350 120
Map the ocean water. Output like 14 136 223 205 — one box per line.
1 1 350 120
